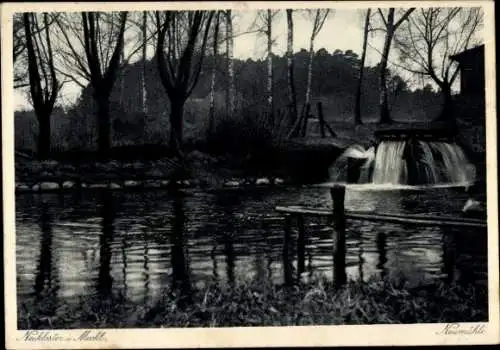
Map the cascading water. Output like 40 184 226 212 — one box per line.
425 141 476 183
328 140 476 186
371 141 408 184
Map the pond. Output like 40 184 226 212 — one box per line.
16 185 487 308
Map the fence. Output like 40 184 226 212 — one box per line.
275 184 487 286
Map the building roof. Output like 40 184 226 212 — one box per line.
450 44 485 62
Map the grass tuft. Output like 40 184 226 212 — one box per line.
18 275 488 329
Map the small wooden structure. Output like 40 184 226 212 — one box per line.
275 184 487 286
450 45 485 97
291 102 337 139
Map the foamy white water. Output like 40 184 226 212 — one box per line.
327 140 476 186
371 141 408 184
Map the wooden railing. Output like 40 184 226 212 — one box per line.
275 184 487 287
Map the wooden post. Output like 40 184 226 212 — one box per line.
297 214 306 275
317 102 326 138
331 184 347 287
283 214 293 285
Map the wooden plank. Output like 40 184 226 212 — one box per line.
347 210 486 225
275 206 487 228
346 212 487 228
276 206 331 216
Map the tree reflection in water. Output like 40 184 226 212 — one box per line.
98 190 114 298
214 191 241 287
375 231 387 280
34 201 57 299
170 193 192 305
441 228 457 283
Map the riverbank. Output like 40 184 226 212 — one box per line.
18 276 488 329
14 139 347 193
14 150 289 193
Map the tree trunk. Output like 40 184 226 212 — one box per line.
209 13 220 135
286 9 297 128
24 13 58 160
379 9 395 124
304 39 314 117
266 9 273 122
120 49 125 109
96 95 111 158
208 63 217 134
142 11 148 114
37 112 51 160
169 100 184 155
226 10 235 118
436 85 455 126
355 9 370 125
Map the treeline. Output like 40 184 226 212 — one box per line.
14 8 483 160
80 48 443 122
15 49 444 152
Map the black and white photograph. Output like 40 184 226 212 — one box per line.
2 1 499 348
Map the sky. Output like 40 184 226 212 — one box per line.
12 7 482 111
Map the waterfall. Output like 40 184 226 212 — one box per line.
415 141 441 184
371 141 408 184
426 141 476 183
328 140 475 186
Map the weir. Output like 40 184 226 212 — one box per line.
329 128 476 186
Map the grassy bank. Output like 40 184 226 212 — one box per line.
18 276 488 329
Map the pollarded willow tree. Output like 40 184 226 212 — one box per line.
23 12 61 159
54 11 128 158
394 7 483 122
155 10 214 157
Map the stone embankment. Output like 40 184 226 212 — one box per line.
14 153 287 194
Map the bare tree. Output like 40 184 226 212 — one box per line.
354 9 371 125
13 14 28 88
286 9 298 129
54 12 128 158
208 11 221 136
23 12 61 159
394 7 483 122
155 10 214 156
303 9 331 117
14 13 58 89
141 11 148 114
225 10 235 119
252 10 280 122
376 7 415 124
266 9 274 121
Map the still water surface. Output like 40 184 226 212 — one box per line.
16 186 487 306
